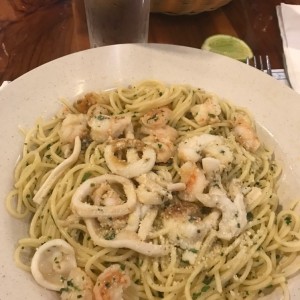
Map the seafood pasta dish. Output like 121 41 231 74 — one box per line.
6 80 300 300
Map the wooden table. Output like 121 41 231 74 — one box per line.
0 0 299 85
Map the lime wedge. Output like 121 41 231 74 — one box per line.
201 34 253 62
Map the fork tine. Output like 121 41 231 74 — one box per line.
265 55 273 76
253 56 257 69
259 55 264 71
247 55 273 76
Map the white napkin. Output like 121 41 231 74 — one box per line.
277 4 300 93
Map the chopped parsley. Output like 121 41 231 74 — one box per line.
192 285 210 299
157 291 164 298
96 114 108 121
202 275 213 285
285 216 292 225
147 113 158 122
82 172 92 182
189 248 198 253
247 212 254 221
104 230 116 240
192 292 201 300
201 285 210 292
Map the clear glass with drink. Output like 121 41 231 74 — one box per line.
84 0 151 47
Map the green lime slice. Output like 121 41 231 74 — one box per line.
201 34 253 62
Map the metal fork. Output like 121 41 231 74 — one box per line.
246 55 273 76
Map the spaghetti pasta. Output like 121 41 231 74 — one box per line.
6 80 300 300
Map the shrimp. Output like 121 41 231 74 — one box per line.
177 133 233 169
92 182 123 207
232 112 260 152
91 182 127 230
88 113 133 143
74 92 110 114
59 113 88 145
87 103 109 118
142 134 176 163
93 264 131 300
190 97 221 126
140 107 178 163
179 161 209 202
140 106 172 129
141 126 178 142
61 267 94 300
177 134 221 162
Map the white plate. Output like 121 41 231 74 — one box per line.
1 44 300 299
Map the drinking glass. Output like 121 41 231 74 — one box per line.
84 0 151 47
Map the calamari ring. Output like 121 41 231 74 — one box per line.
104 138 156 178
71 174 136 219
85 218 168 257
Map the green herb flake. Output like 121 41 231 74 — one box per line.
202 275 213 285
247 212 254 221
104 230 116 240
96 114 107 121
157 291 164 298
147 113 158 122
59 287 70 294
201 285 210 292
189 248 198 253
67 279 74 287
82 172 92 182
285 216 292 225
192 292 201 300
